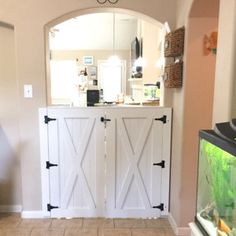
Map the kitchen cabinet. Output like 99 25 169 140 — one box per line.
39 106 172 218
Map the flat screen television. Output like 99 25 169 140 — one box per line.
131 37 142 78
131 37 140 60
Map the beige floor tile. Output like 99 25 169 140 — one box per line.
51 218 82 229
30 228 65 236
0 229 31 236
83 218 114 228
0 222 20 229
65 228 97 236
19 219 52 229
99 228 131 236
0 213 173 236
132 229 165 236
145 219 171 228
0 217 21 228
114 219 145 228
0 213 21 221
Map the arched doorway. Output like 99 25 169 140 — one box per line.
41 8 171 219
44 8 165 107
179 0 219 227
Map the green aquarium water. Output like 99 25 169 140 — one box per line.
196 137 236 236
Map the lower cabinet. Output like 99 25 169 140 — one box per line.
39 107 172 218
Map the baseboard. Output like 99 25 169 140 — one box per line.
0 205 22 213
168 213 191 236
21 210 49 219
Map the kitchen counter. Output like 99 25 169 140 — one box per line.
48 101 161 109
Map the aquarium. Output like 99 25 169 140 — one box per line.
196 129 236 236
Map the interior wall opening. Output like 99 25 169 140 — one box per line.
45 9 167 107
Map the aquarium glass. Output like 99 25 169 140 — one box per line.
196 137 236 236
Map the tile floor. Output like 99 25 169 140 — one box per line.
0 213 175 236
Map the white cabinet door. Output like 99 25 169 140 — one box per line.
46 108 105 218
40 107 171 218
105 108 171 218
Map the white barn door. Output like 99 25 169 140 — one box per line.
40 107 171 218
105 108 171 218
46 108 105 218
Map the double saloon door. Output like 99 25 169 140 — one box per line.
40 107 171 218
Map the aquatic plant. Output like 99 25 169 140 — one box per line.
202 139 236 221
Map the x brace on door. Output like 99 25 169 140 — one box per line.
60 118 97 209
115 118 154 209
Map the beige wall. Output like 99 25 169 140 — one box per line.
1 0 235 231
0 23 22 206
0 0 177 211
51 50 129 63
232 78 236 118
179 17 218 225
170 0 236 228
142 21 162 85
213 0 236 122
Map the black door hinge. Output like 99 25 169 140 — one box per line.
47 203 59 212
44 115 56 124
46 161 58 169
153 160 165 168
100 117 111 123
153 203 164 211
155 115 167 124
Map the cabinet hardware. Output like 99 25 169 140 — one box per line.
155 115 167 124
47 204 59 211
44 115 56 124
100 117 111 122
46 161 58 169
153 203 164 211
153 160 165 168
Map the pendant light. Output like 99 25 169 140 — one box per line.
108 12 121 65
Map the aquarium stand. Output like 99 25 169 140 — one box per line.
194 120 236 236
189 222 204 236
194 217 209 236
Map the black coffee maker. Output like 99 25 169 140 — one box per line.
86 90 100 106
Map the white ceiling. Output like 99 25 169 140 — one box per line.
49 13 140 50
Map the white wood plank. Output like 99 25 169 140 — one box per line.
40 107 172 218
105 107 169 217
47 108 105 218
39 108 50 217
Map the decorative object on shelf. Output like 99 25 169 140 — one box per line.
88 66 97 80
203 31 218 56
107 12 121 65
97 0 119 4
164 61 183 88
164 27 185 57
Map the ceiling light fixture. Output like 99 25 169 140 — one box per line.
108 13 121 65
97 0 119 4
